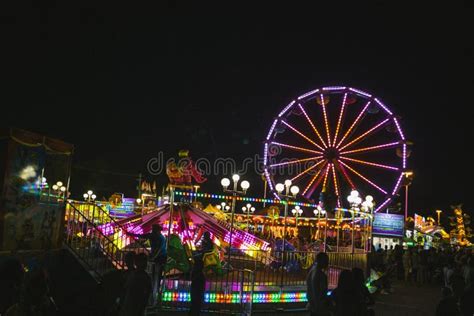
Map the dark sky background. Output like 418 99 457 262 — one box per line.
1 1 472 220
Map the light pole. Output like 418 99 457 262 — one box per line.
291 205 303 229
313 206 327 247
83 190 97 222
436 210 442 226
216 202 231 212
242 203 256 232
52 181 67 201
221 174 250 265
347 190 374 253
275 179 299 252
403 171 414 219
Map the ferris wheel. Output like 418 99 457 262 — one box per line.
263 86 409 213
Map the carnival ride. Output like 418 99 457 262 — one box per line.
263 86 409 213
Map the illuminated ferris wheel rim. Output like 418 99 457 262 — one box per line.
263 86 409 213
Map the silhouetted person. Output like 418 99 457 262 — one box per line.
306 252 330 316
189 253 206 316
352 267 374 316
330 269 358 316
119 253 152 316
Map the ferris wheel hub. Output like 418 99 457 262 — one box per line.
324 147 340 162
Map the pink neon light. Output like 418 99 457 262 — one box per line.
338 118 390 151
269 156 322 168
403 144 407 169
333 93 347 147
336 101 371 148
375 198 391 213
336 162 356 189
298 89 320 100
340 157 399 171
270 141 323 155
320 94 332 147
338 160 388 194
281 120 325 151
263 143 269 165
393 117 405 140
291 159 326 181
278 100 296 117
298 103 327 148
266 119 278 140
392 173 404 195
340 141 400 155
374 98 393 115
302 163 326 194
322 86 346 91
348 87 372 98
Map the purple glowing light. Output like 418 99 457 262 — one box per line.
278 100 296 117
266 119 278 140
392 173 404 195
374 98 393 115
375 198 391 213
297 89 320 100
402 144 407 169
322 86 347 91
348 87 372 98
393 117 405 140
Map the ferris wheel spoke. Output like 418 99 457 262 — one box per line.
322 163 331 188
338 160 388 194
269 156 323 168
270 141 324 155
340 157 399 171
340 141 400 156
338 118 390 151
281 121 325 151
334 161 356 189
336 101 371 148
290 159 326 182
302 162 327 196
298 103 328 148
320 94 332 147
332 93 348 148
331 163 341 199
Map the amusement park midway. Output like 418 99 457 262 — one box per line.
1 84 473 316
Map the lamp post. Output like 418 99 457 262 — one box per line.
52 181 67 201
275 179 299 253
242 203 256 232
403 171 414 219
347 190 374 253
220 174 250 265
83 190 97 222
216 202 231 212
291 206 303 229
313 206 327 247
436 210 442 226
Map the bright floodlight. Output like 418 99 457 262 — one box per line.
290 185 300 195
241 180 250 190
60 186 66 192
87 190 93 195
366 195 373 202
350 190 359 197
83 193 88 199
57 181 63 187
284 179 292 187
232 174 240 182
52 184 58 191
221 178 230 188
275 183 285 193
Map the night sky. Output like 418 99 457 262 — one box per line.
1 2 472 219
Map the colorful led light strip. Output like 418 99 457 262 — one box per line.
331 163 340 198
340 157 399 171
162 291 308 304
173 191 322 208
402 143 407 169
278 100 296 117
281 120 325 151
393 117 405 140
298 103 327 148
375 198 391 213
333 93 347 147
266 119 278 140
322 86 347 91
297 89 319 100
338 160 387 194
290 159 325 181
338 118 390 151
392 173 404 195
348 87 372 98
336 101 371 148
302 163 325 195
322 163 331 188
374 98 393 115
340 141 400 156
320 94 332 147
269 156 322 168
270 141 323 155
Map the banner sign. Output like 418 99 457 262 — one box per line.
373 213 404 237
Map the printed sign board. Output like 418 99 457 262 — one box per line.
373 213 404 237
